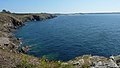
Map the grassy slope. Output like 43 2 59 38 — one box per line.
0 49 74 68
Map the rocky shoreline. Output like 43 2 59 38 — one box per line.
0 12 56 53
0 11 120 68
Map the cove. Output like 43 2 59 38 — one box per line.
15 14 120 61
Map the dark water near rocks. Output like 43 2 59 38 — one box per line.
15 14 120 61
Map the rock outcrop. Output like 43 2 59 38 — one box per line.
67 55 120 68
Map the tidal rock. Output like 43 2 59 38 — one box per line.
19 46 30 53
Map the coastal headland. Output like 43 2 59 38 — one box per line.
0 10 120 68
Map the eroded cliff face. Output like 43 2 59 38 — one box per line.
0 13 56 53
0 13 22 32
14 13 56 22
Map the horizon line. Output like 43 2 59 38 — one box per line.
1 10 120 14
7 11 120 14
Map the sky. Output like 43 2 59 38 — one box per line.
0 0 120 13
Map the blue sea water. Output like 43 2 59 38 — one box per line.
15 14 120 61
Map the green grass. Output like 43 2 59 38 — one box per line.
0 49 74 68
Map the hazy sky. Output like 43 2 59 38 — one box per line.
0 0 120 13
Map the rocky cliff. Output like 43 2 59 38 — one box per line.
0 12 56 53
